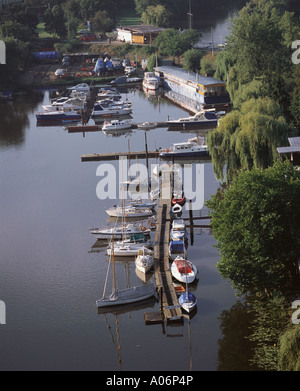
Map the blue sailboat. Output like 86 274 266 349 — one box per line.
179 291 197 313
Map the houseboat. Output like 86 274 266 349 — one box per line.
154 66 230 112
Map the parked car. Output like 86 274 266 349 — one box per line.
80 33 96 42
125 66 136 75
122 59 131 67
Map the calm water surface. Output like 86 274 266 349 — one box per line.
0 86 255 371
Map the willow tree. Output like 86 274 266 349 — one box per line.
206 161 300 296
207 97 297 182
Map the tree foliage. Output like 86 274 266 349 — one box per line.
44 5 67 38
278 324 300 370
183 49 204 72
154 29 200 61
207 97 297 182
141 5 170 27
200 53 217 77
206 161 300 296
216 0 300 126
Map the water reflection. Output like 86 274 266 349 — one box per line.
0 92 43 149
217 300 258 371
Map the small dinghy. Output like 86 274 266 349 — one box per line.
179 291 197 313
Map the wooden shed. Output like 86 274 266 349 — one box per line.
117 25 164 45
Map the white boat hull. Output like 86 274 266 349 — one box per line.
107 245 152 257
90 224 150 240
135 255 155 273
171 259 197 284
106 208 153 218
96 283 156 308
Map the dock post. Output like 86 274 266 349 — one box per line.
189 200 194 246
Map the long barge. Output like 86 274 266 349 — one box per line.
154 66 230 113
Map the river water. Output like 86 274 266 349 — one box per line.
0 85 255 371
0 3 258 372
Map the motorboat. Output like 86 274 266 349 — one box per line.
102 119 132 131
179 291 197 313
42 97 86 112
100 98 132 108
91 103 132 118
160 137 209 159
171 256 197 284
90 223 150 240
111 76 143 86
137 122 157 130
169 240 186 260
97 88 121 100
67 83 90 92
167 109 218 129
36 110 81 121
135 250 155 274
106 206 153 219
126 199 157 210
143 72 160 91
170 219 188 241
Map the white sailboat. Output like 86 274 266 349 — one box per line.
97 238 156 308
90 223 150 240
106 206 153 218
107 244 152 257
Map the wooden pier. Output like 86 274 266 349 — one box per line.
152 168 183 324
81 150 160 162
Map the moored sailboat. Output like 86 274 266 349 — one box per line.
97 238 156 308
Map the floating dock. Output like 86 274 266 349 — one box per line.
81 151 160 162
151 168 183 324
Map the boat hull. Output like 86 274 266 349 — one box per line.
135 255 154 273
179 292 197 313
170 260 197 284
36 112 81 121
160 150 209 159
96 284 156 308
167 120 218 129
107 246 152 257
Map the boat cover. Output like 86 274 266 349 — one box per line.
180 292 196 303
170 240 185 252
174 259 193 274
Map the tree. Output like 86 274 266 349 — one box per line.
146 53 162 71
91 10 113 32
0 21 34 42
44 5 67 38
200 53 217 77
183 49 204 72
155 28 200 62
141 5 170 27
278 325 300 370
207 97 297 182
206 161 300 296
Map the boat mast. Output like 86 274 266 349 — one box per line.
112 235 116 293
